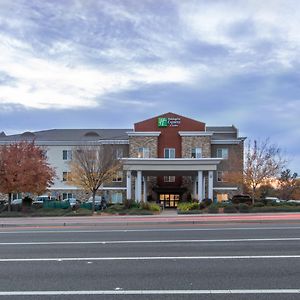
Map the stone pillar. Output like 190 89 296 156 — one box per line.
126 171 132 200
137 171 142 203
143 176 147 202
208 171 213 200
197 171 203 202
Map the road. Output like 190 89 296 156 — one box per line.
1 222 300 299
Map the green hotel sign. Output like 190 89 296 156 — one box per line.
158 117 168 127
158 117 181 128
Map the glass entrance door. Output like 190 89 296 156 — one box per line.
159 194 180 208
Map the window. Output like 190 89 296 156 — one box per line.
116 148 123 159
62 193 73 200
164 148 175 158
12 192 22 200
191 147 202 158
138 147 150 158
164 176 175 182
112 171 123 182
62 172 71 182
216 148 228 159
111 192 123 203
63 150 72 160
217 171 228 182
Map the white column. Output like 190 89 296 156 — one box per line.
193 176 197 200
197 171 203 202
143 176 147 202
126 171 132 200
202 175 206 199
208 171 214 200
134 175 138 201
137 171 142 203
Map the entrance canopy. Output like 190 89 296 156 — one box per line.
122 158 222 172
122 158 222 202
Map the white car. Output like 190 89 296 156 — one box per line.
63 198 80 208
11 198 22 205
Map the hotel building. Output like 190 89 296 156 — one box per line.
0 112 245 207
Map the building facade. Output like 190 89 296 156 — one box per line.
0 112 245 207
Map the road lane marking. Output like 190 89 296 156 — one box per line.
1 237 300 245
1 255 300 262
2 226 300 234
0 289 300 295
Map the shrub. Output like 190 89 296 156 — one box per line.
177 202 199 212
207 204 219 214
238 203 250 213
148 203 160 212
253 202 264 207
223 204 238 213
200 198 212 209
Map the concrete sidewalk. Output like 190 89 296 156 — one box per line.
1 212 300 227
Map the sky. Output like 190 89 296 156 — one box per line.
0 0 299 173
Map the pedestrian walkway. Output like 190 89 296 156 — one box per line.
160 208 178 216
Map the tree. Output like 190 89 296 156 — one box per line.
0 141 56 211
244 139 286 203
68 144 121 212
277 169 299 200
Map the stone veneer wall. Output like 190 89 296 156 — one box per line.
129 136 158 158
181 136 211 158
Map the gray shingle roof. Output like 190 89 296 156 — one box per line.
0 129 132 142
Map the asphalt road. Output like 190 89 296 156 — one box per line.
1 222 300 299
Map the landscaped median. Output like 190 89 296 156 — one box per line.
0 200 161 217
177 201 300 214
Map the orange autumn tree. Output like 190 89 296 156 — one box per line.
0 141 56 211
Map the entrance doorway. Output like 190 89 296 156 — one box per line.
159 194 180 208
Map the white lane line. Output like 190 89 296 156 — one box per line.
1 226 300 234
1 237 300 245
1 255 300 262
0 289 300 295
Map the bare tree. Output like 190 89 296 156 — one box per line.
244 139 286 203
68 144 121 212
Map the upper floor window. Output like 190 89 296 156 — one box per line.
138 147 150 158
216 148 228 159
217 171 228 182
164 148 175 158
62 171 71 182
164 176 175 182
63 150 72 160
191 147 202 158
116 148 123 159
112 171 123 182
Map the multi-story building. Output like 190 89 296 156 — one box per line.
0 112 245 207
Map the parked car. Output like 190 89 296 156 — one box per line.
87 196 107 210
32 195 56 207
11 198 23 205
263 197 285 204
231 195 252 205
63 198 80 208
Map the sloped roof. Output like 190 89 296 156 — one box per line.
0 129 131 142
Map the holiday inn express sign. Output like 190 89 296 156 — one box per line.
158 117 181 127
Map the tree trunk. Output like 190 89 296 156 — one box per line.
92 190 96 213
251 187 256 205
8 193 12 212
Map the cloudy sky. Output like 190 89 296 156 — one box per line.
0 0 299 173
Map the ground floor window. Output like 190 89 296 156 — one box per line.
62 193 73 200
216 193 228 202
159 194 180 208
111 192 123 203
164 176 175 182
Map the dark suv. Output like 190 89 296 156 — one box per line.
231 195 252 205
